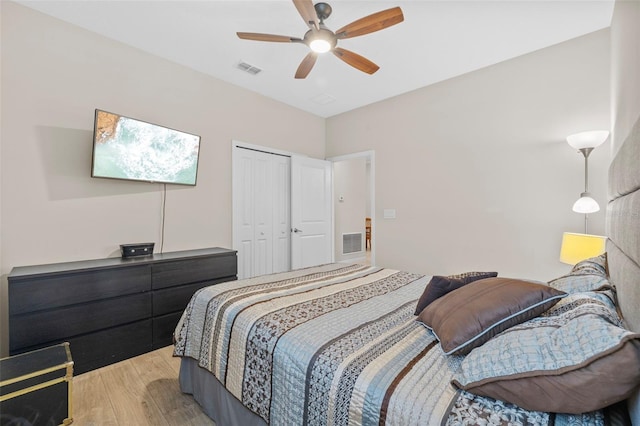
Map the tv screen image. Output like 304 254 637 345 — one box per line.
92 109 201 186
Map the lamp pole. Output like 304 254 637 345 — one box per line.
566 130 608 234
580 147 593 234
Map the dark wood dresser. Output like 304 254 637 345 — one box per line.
8 247 237 374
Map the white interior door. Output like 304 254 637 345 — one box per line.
273 155 291 273
233 150 255 279
233 147 291 279
252 154 273 276
291 155 333 269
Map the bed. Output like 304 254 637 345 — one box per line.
174 116 640 426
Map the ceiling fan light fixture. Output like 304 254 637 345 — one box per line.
310 38 332 53
237 1 404 78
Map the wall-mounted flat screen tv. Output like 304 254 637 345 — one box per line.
91 109 201 186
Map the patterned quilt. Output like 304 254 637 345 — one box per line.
173 263 607 426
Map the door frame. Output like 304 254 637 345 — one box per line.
232 140 298 159
326 150 376 266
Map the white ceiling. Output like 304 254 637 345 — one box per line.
17 1 614 118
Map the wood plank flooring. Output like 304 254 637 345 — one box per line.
72 346 215 426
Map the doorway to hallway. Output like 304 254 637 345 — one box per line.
329 151 375 266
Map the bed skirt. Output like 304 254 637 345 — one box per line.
179 357 267 426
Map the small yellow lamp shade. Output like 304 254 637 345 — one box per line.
559 232 607 265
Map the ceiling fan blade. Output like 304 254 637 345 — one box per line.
295 52 318 79
333 47 379 75
237 32 302 43
335 7 404 39
292 0 320 31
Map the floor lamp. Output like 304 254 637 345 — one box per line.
560 130 609 265
566 130 609 234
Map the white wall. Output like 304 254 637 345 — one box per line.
0 2 325 356
326 29 611 282
333 158 367 261
611 0 640 155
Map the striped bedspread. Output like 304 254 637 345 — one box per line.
173 263 605 426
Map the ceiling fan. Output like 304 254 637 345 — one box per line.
237 0 404 79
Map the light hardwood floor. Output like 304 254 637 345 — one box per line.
72 346 214 426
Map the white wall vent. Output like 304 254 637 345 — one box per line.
342 232 363 254
310 93 337 105
237 61 262 75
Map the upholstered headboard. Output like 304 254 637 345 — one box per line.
605 114 640 423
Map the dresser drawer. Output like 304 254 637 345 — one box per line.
9 265 151 315
10 293 152 352
152 312 183 349
152 277 233 316
68 320 152 374
151 254 237 290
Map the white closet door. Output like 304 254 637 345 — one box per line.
233 151 255 279
233 147 291 279
252 153 274 276
273 155 291 274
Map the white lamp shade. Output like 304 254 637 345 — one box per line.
310 39 331 53
572 194 600 213
566 130 609 150
560 232 607 265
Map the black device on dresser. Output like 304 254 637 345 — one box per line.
120 242 155 258
8 247 237 374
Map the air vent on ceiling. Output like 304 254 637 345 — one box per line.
310 93 337 105
237 61 262 75
342 232 363 254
